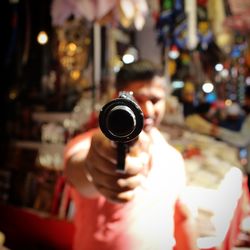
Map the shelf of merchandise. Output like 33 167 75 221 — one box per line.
32 112 72 123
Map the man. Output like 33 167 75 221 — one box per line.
185 86 250 247
64 60 197 250
185 86 250 186
213 87 250 188
219 102 245 131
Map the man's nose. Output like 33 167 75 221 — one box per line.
142 100 154 117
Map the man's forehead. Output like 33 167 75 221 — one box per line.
130 85 166 100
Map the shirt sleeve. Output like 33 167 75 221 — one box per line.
63 129 94 168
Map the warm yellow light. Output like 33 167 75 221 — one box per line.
37 31 48 45
9 89 17 100
67 42 77 56
70 70 80 80
225 99 232 106
85 37 91 45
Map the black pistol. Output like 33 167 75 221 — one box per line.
99 91 144 172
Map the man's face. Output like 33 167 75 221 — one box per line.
122 76 166 133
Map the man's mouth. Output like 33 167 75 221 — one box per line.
143 117 154 131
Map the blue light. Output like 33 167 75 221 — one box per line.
205 92 217 103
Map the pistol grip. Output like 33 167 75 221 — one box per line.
116 143 129 173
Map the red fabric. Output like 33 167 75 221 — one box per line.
64 129 95 162
64 130 250 250
65 128 188 250
51 175 67 215
174 200 197 250
0 203 74 250
220 177 250 250
71 194 133 250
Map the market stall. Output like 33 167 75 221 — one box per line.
1 0 250 249
160 120 250 249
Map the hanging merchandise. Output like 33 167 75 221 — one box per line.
133 0 149 30
172 22 187 50
147 0 160 21
167 59 177 77
180 52 191 65
156 0 216 51
162 0 173 10
156 9 174 46
171 0 187 48
207 0 233 53
156 0 220 51
156 0 186 47
4 0 33 104
51 0 117 27
197 20 213 49
119 0 149 30
184 0 198 50
55 18 92 88
51 0 150 31
224 0 250 33
119 0 135 28
4 0 30 71
244 39 250 68
4 0 19 66
197 0 208 6
196 3 213 50
191 51 205 85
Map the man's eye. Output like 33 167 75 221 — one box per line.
134 95 162 105
150 98 161 104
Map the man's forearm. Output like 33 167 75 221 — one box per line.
65 155 99 198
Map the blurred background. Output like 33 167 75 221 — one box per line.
0 0 250 249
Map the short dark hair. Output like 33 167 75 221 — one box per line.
115 60 163 90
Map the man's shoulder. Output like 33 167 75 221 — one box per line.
152 128 184 160
153 128 179 147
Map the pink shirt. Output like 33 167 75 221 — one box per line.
65 128 186 250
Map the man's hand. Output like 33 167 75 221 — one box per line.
84 128 151 203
